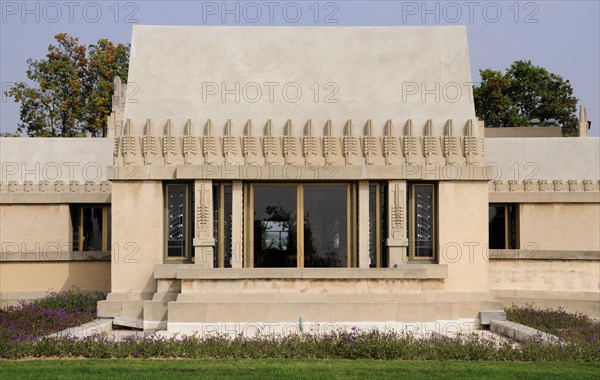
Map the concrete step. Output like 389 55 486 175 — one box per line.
144 292 181 330
48 319 113 338
167 299 503 325
490 319 560 343
113 316 144 330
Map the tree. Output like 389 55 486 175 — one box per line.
4 34 129 137
474 60 579 136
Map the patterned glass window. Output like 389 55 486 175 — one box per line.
409 184 436 261
165 184 189 259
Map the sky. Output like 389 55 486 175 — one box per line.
1 0 599 136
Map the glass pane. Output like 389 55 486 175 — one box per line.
254 186 297 267
106 207 111 250
380 184 388 267
414 186 434 258
507 205 517 249
223 185 233 267
82 206 103 251
489 206 506 249
213 183 220 268
167 185 187 258
304 185 348 268
71 206 80 251
369 185 377 268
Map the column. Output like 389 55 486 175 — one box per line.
193 180 215 268
387 180 408 266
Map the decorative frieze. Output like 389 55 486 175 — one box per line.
489 179 599 193
0 180 111 193
442 120 458 165
203 120 218 164
383 119 398 165
112 118 486 168
141 119 158 165
303 119 318 165
183 119 198 165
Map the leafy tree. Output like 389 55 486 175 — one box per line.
85 39 129 137
4 34 129 137
0 132 20 137
474 60 579 136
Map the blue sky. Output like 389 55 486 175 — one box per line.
1 1 599 136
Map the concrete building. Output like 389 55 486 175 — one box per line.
1 26 598 333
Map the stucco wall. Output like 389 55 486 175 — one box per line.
485 137 600 181
438 181 489 292
519 203 600 251
489 256 600 317
0 137 113 182
490 259 599 293
0 204 71 253
0 261 110 306
110 181 163 295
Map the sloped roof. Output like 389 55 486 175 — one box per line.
124 25 476 136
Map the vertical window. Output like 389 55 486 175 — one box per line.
369 183 388 268
164 183 192 261
214 183 233 268
303 185 348 268
408 183 436 261
252 185 298 268
489 204 517 249
71 205 110 251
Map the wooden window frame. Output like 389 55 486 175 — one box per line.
163 182 193 262
243 182 357 268
369 182 388 268
72 205 110 252
214 182 233 268
408 182 437 263
489 203 519 249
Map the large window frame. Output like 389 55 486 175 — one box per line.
214 182 233 268
488 203 518 249
243 182 357 268
163 182 193 262
71 205 110 252
408 182 437 263
369 182 388 268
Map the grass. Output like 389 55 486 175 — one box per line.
1 359 599 379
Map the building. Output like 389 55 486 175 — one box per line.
1 26 598 333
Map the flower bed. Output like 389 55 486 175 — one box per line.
1 296 598 361
0 289 104 358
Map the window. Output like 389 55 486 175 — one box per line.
408 183 436 261
214 182 233 268
244 183 357 268
71 205 110 251
369 183 388 268
164 183 193 261
489 204 517 249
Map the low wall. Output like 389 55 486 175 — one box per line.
489 249 600 317
0 261 111 307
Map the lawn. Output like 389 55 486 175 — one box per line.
1 359 599 380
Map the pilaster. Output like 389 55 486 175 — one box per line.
193 180 215 268
387 180 408 266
